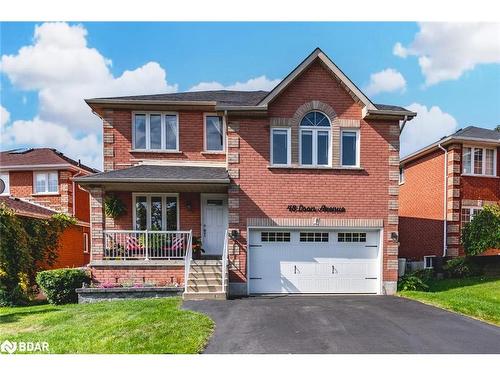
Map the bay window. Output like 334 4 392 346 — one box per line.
462 146 496 176
34 171 58 194
341 130 360 167
134 194 178 231
133 113 179 151
299 111 331 166
271 128 291 165
205 115 224 152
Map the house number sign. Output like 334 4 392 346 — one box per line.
287 204 346 213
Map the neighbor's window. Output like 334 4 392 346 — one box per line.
34 171 58 194
341 130 359 167
271 128 291 165
134 194 178 231
83 233 89 254
399 167 405 184
133 113 178 151
300 111 331 166
338 232 367 243
205 115 224 151
0 172 9 195
461 207 482 224
261 232 291 242
424 255 435 269
462 146 496 176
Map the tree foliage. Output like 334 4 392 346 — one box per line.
104 193 126 219
461 204 500 256
0 203 76 305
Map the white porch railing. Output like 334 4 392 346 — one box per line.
103 230 192 260
221 229 230 294
184 231 193 293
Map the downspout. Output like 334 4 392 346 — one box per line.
437 143 448 257
399 115 409 134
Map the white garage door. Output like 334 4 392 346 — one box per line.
248 229 381 294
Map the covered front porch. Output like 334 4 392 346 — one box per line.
76 164 231 296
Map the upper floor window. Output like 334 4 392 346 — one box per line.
300 111 331 166
133 113 179 151
463 146 496 176
0 173 9 196
341 130 360 167
34 171 58 194
205 115 225 152
271 128 291 166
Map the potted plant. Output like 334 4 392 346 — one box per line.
192 236 205 259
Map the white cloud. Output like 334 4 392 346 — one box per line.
401 103 459 157
364 68 406 96
394 23 500 86
0 22 178 168
1 117 101 168
0 105 10 127
189 75 280 92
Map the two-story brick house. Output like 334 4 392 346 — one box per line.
399 126 500 268
0 148 98 267
76 48 416 298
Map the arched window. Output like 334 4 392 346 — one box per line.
300 111 331 166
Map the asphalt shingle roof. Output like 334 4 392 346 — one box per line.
0 196 56 219
453 126 500 140
76 164 229 183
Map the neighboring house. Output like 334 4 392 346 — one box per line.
76 48 416 298
0 148 98 268
399 126 500 268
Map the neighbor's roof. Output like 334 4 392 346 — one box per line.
75 164 230 184
401 126 500 165
85 48 416 119
0 196 56 219
0 148 99 173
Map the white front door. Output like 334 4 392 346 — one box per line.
201 194 228 256
248 229 381 294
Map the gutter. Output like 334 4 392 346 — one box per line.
85 99 217 106
74 177 231 184
437 143 448 257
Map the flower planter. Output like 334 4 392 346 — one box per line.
76 286 184 304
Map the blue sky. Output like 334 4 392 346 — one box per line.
1 22 499 168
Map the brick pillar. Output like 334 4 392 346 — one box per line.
103 110 115 172
383 123 400 295
89 187 105 262
60 170 72 214
446 144 462 257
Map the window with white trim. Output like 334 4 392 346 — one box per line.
261 232 290 242
0 173 9 195
399 166 405 184
338 232 367 243
34 171 58 194
341 130 360 167
462 146 496 176
271 128 291 165
461 207 482 224
83 233 89 254
205 115 225 152
300 232 329 242
134 194 178 231
424 255 436 269
133 113 179 151
300 111 331 166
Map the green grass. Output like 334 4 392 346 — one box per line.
398 276 500 326
0 297 214 354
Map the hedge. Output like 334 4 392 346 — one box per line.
36 268 90 305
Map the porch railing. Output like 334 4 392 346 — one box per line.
221 229 230 294
103 230 192 260
184 231 193 293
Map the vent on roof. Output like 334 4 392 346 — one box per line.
8 148 33 154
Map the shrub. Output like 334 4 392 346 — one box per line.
443 257 481 278
461 204 500 256
104 194 126 219
36 268 90 305
398 273 429 292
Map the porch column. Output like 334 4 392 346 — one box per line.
89 186 105 262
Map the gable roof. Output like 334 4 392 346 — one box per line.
85 48 415 120
0 148 98 173
0 196 56 219
401 126 500 165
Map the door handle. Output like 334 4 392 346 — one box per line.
203 228 206 237
294 265 298 274
332 265 336 274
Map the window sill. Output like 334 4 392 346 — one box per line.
461 173 498 178
201 151 226 155
268 165 364 171
129 149 182 154
32 192 60 196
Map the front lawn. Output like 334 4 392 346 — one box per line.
0 297 214 354
399 276 500 326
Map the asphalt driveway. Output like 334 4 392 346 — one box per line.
184 295 500 354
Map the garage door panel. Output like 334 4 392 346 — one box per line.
249 229 381 294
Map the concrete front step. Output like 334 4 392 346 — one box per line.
187 285 224 293
188 278 223 287
189 271 222 279
183 292 226 300
190 266 222 273
191 260 222 266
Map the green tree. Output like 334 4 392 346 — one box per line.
461 204 500 256
0 204 76 305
